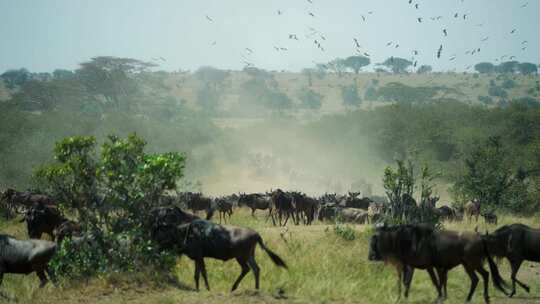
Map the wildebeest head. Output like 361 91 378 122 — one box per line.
24 203 61 238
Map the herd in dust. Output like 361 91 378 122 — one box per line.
1 187 539 303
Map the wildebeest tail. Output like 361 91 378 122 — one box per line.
256 235 288 269
482 237 509 295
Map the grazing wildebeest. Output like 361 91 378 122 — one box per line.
465 199 481 222
481 211 498 225
181 192 214 220
151 219 287 291
1 189 55 218
22 203 67 240
369 224 508 303
484 223 540 297
435 205 456 221
238 193 273 219
0 234 57 288
212 197 234 223
290 192 318 225
270 189 296 226
318 205 368 224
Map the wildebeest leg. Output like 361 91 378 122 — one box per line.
45 267 57 285
509 258 529 297
394 264 404 301
477 266 490 304
426 267 442 300
231 258 250 292
36 270 48 288
247 255 261 289
196 259 210 291
464 265 479 303
436 268 448 299
402 266 414 298
194 260 201 291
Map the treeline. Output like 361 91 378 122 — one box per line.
475 61 538 75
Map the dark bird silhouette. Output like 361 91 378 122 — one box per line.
245 48 253 54
454 13 458 18
481 36 489 41
277 10 282 15
386 41 393 46
408 0 412 4
522 46 527 51
289 34 299 40
364 52 370 57
368 11 373 14
436 16 443 20
417 17 422 23
159 57 166 62
211 41 217 46
353 38 361 48
521 40 528 44
415 3 419 9
443 29 448 36
521 2 528 8
274 46 279 51
463 14 467 19
510 29 516 34
509 55 516 60
279 47 288 51
205 15 213 22
309 12 315 17
437 44 443 58
320 35 326 40
449 56 456 61
395 44 400 48
361 15 366 21
412 50 419 55
477 48 481 52
307 0 313 3
413 61 417 67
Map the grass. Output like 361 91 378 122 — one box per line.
2 209 540 303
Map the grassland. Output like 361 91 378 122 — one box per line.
1 209 540 304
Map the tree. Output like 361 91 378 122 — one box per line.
496 61 519 74
0 68 31 89
302 68 316 87
197 83 220 113
488 86 508 98
194 66 229 86
76 56 156 110
417 65 433 74
518 62 538 75
474 62 495 74
298 88 322 110
379 57 412 74
343 56 370 74
327 58 347 76
451 137 527 212
53 69 75 80
341 85 362 107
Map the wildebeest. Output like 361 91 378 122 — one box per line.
238 193 273 219
54 220 82 244
465 199 481 222
340 192 371 209
368 224 508 303
484 223 540 297
180 192 214 220
481 211 498 225
0 234 57 288
212 197 234 223
289 192 318 225
149 206 201 228
318 205 368 224
151 219 287 291
21 203 67 240
435 205 457 222
1 189 55 218
270 189 296 226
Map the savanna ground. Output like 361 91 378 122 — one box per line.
1 208 540 304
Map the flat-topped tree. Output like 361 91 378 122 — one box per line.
379 57 412 74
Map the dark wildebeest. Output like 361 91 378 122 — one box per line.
149 206 201 228
481 211 498 225
181 192 214 220
270 189 296 226
54 220 82 244
21 203 67 240
435 206 456 221
237 193 274 222
151 219 287 291
212 197 234 223
1 189 55 218
484 223 540 297
318 205 368 224
368 224 509 303
342 192 371 209
465 199 481 222
290 192 318 225
0 234 57 288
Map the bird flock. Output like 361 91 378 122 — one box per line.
152 1 534 72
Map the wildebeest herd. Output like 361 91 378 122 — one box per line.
0 187 539 303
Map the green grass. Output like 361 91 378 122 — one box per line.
2 209 540 303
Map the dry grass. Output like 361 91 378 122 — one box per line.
1 209 540 303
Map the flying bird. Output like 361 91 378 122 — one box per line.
245 48 253 54
386 41 393 46
353 38 361 48
309 12 315 17
364 52 370 57
481 37 489 41
443 29 448 36
205 15 213 22
159 57 166 62
408 0 412 3
437 44 443 58
368 11 374 14
211 41 217 46
509 56 516 60
521 2 528 8
415 3 419 9
412 50 419 55
413 61 418 67
289 34 299 40
510 29 516 34
417 17 422 23
454 13 459 18
521 40 528 44
361 15 366 21
463 14 467 19
277 10 282 15
395 44 400 48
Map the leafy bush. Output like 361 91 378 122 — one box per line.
501 78 517 89
333 223 356 241
488 85 508 98
298 88 322 110
341 85 362 107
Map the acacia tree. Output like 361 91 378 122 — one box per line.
343 56 371 74
379 57 412 74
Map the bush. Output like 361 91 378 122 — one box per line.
488 86 508 98
341 85 362 107
501 78 517 89
333 223 356 241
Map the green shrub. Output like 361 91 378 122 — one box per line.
333 223 356 241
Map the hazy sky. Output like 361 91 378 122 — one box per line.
0 0 538 73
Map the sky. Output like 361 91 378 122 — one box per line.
0 0 538 73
